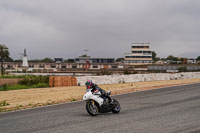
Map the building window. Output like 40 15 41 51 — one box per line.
107 59 114 63
124 60 152 64
51 65 56 68
143 51 151 53
100 59 106 63
92 59 97 63
72 65 77 68
62 65 66 68
7 65 12 69
125 56 152 58
93 65 98 68
112 66 118 69
29 64 34 68
132 46 149 49
40 65 44 68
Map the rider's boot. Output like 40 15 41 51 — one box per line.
107 96 114 104
109 99 114 104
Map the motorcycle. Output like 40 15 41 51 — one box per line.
83 89 121 116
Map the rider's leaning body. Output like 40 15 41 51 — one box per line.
85 80 112 104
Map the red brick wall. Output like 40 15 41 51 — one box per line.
49 76 77 87
0 79 20 86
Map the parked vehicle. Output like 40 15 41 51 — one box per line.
83 89 121 116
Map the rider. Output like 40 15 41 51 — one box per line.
85 80 112 104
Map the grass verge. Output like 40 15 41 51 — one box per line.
0 75 49 91
0 83 49 91
0 75 26 79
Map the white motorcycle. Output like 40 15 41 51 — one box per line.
83 89 121 116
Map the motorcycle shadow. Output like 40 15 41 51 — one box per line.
78 112 119 117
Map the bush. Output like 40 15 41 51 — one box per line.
178 66 187 72
19 76 49 85
2 84 9 91
31 83 49 88
0 75 49 91
123 69 137 75
0 75 26 79
96 69 112 75
0 100 9 107
0 83 49 91
123 69 132 75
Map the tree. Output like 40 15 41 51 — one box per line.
5 57 13 62
152 51 156 60
152 51 160 62
196 56 200 61
166 55 179 61
115 58 124 62
41 57 54 62
0 44 10 75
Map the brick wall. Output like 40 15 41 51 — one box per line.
49 76 77 87
0 79 20 86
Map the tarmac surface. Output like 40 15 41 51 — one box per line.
0 83 200 133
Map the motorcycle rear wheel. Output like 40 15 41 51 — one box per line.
86 100 99 116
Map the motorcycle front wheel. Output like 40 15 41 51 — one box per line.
86 100 99 116
111 99 121 113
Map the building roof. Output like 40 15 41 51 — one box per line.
131 43 150 46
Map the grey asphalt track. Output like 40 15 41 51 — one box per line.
0 83 200 133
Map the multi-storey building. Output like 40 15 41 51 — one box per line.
124 43 153 65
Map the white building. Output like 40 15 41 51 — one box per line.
22 49 29 68
124 43 153 65
187 59 197 64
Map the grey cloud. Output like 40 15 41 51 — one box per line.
0 0 200 59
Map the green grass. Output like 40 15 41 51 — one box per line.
19 75 49 85
0 75 49 91
71 98 77 102
0 83 49 91
0 75 26 79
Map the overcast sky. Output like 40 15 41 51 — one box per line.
0 0 200 59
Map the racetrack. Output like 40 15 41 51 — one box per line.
0 83 200 133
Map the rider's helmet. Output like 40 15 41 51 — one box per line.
85 80 93 89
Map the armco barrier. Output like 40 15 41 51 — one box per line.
49 76 77 87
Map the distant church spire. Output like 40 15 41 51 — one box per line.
22 49 29 67
24 49 27 56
